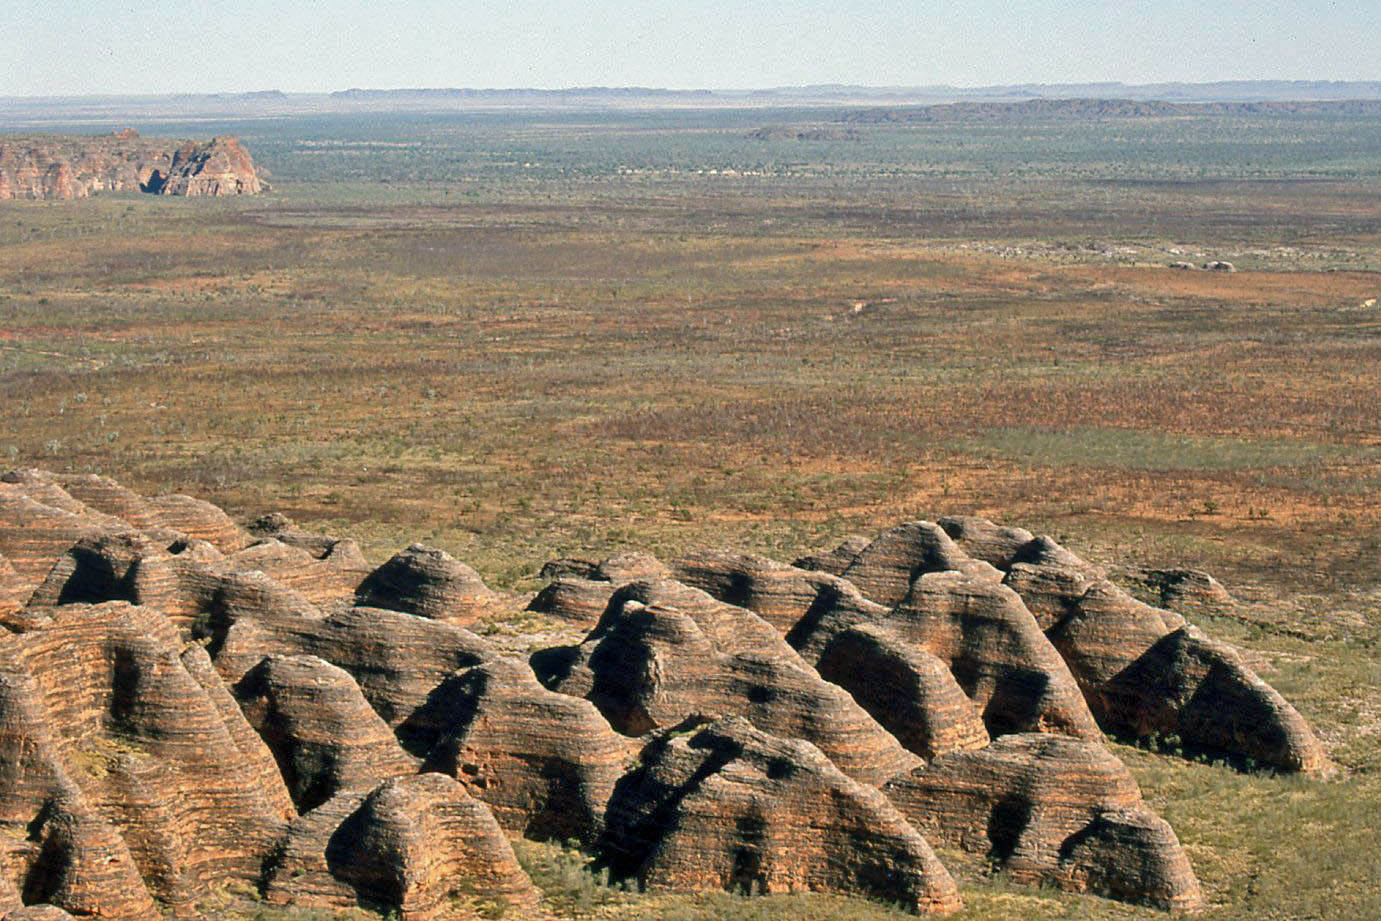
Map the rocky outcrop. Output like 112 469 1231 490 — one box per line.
884 733 1203 910
535 579 921 787
233 655 418 812
0 470 1328 916
814 623 989 759
145 136 263 196
0 601 294 918
685 544 1101 744
599 716 961 913
528 550 671 626
939 517 1327 774
262 774 539 920
355 544 499 626
1142 568 1235 610
412 657 632 843
0 132 266 200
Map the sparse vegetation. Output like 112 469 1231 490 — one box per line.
3 105 1380 919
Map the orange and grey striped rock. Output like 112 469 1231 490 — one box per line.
829 521 1003 607
233 655 419 812
204 575 494 727
0 487 119 597
0 601 294 916
528 551 672 627
675 548 853 634
884 733 1203 911
704 538 1100 742
941 519 1327 774
527 575 618 625
708 546 1102 743
598 716 961 914
814 623 989 759
225 539 363 608
1 468 250 555
535 580 920 787
262 774 539 921
355 543 500 626
415 657 632 843
0 552 26 620
2 905 80 920
1093 625 1326 772
792 533 871 576
882 571 1102 739
245 512 373 586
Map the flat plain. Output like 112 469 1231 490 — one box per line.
2 104 1379 919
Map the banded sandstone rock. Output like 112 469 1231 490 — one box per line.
0 601 293 916
414 657 631 843
884 733 1203 911
599 716 961 914
263 774 538 920
356 544 499 626
234 655 418 812
940 518 1327 774
535 580 920 786
697 544 1102 742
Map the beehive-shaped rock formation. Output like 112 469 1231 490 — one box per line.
679 544 1101 745
356 543 499 625
233 655 418 812
0 469 1329 916
0 601 294 918
884 733 1203 910
412 657 632 843
262 774 539 920
938 517 1327 773
599 716 961 914
535 579 921 787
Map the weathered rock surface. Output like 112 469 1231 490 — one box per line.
263 774 539 920
1142 568 1235 610
0 471 1327 915
686 545 1101 744
413 657 632 843
939 518 1327 774
814 623 989 759
528 551 671 626
884 733 1203 910
527 575 618 625
0 131 266 200
356 543 499 626
147 136 264 196
535 579 921 787
0 601 293 918
598 716 961 914
233 655 418 812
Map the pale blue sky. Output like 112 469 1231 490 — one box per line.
4 0 1377 96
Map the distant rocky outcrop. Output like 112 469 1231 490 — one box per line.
0 469 1335 917
0 131 267 200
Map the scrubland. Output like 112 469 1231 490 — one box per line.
2 106 1379 919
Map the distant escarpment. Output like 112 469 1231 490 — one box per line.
0 130 266 201
841 97 1381 124
0 469 1336 918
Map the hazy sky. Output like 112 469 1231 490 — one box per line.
5 0 1377 96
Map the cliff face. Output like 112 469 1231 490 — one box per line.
0 130 266 200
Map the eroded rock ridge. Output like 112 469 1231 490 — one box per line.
0 131 265 200
0 471 1331 917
